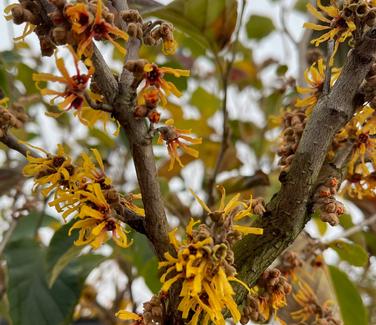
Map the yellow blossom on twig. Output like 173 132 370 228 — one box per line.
304 0 356 65
157 119 202 171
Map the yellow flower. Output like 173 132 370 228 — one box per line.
23 143 75 196
304 1 356 65
290 280 333 323
33 45 94 112
78 148 112 185
64 3 94 35
159 219 253 325
341 172 376 199
33 46 117 133
157 119 202 171
296 59 341 112
162 38 178 56
141 63 190 106
337 106 376 176
69 183 132 249
65 0 129 58
0 97 9 107
115 310 142 321
190 186 264 236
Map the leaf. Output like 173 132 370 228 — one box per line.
17 63 38 95
46 219 83 287
146 0 238 52
10 212 58 242
4 238 104 325
190 87 220 118
119 232 161 293
89 128 115 148
329 265 367 325
329 240 368 267
364 231 376 256
246 15 275 40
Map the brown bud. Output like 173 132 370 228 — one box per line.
39 36 55 56
11 5 25 24
134 105 148 118
127 23 139 38
147 110 160 123
325 202 337 213
48 10 65 25
321 212 339 226
143 34 156 46
50 0 66 8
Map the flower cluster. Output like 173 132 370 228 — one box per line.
305 0 376 65
5 0 128 56
0 97 29 137
5 0 178 58
241 268 292 324
118 187 262 325
291 280 341 325
65 0 129 57
23 144 144 249
335 106 376 199
157 119 202 171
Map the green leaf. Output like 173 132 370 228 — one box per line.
46 219 82 287
10 212 57 243
329 265 367 325
190 87 220 118
329 240 368 266
17 63 38 95
146 0 238 52
246 15 275 40
89 128 115 148
294 0 308 12
276 64 288 76
119 232 161 293
4 238 104 325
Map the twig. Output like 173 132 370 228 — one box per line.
84 92 113 113
0 218 17 256
0 133 38 157
326 214 376 243
280 5 298 46
206 0 247 206
323 40 335 95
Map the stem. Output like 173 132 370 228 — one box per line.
206 0 247 206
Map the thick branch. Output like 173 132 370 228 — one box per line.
114 70 172 260
117 206 146 235
0 134 34 157
234 28 376 293
92 45 119 104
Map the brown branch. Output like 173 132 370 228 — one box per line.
234 28 376 297
117 206 146 235
0 133 37 157
92 45 119 104
114 70 172 260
